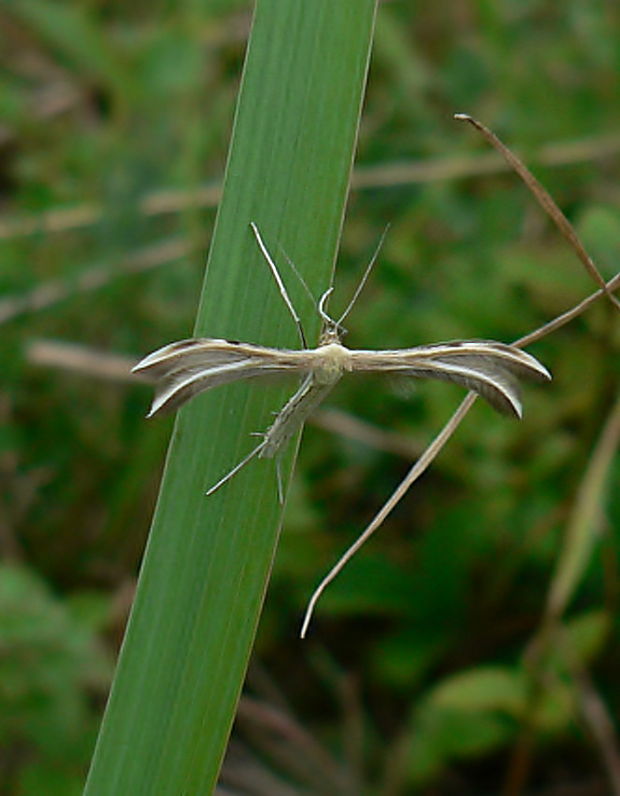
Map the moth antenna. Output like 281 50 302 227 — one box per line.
336 224 391 327
275 458 284 505
205 439 267 496
277 244 317 307
317 287 336 326
250 222 308 347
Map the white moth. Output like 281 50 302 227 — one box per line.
134 223 551 499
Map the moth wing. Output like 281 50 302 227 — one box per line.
350 341 551 418
133 338 314 416
425 342 551 383
405 360 523 416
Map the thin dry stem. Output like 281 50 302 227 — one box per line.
576 669 620 794
545 393 620 622
505 397 620 791
300 393 476 638
0 238 191 325
27 340 147 382
301 115 620 636
301 273 619 635
236 696 350 793
455 114 620 313
516 271 620 348
3 131 620 240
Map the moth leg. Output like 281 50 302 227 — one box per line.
275 457 284 505
205 439 267 496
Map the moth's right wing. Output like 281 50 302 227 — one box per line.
349 341 551 418
132 338 313 416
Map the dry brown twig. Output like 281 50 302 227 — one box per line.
300 114 620 637
2 130 620 240
503 393 620 794
454 115 620 313
0 237 192 325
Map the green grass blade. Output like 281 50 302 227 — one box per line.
84 1 378 793
545 395 620 621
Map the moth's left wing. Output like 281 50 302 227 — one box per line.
349 341 551 417
133 338 313 416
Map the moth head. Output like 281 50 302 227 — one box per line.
318 287 347 344
316 226 388 347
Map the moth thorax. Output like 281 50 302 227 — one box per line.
314 342 351 384
318 317 347 345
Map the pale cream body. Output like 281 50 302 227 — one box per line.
260 342 351 457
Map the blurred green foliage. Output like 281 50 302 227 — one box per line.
0 565 112 794
1 0 619 792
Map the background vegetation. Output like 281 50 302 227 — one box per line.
1 1 619 793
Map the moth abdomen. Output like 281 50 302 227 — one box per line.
260 377 339 458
